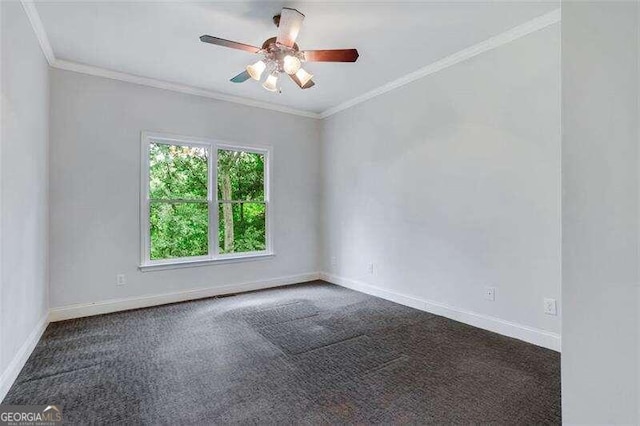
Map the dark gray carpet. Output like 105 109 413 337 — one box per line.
2 281 561 424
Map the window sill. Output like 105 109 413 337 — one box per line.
139 252 275 272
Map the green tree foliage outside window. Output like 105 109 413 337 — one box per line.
217 149 266 254
149 143 209 259
149 143 267 260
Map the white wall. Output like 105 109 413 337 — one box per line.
0 1 50 390
561 2 639 423
321 24 561 341
49 69 320 309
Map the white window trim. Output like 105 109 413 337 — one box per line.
139 131 273 271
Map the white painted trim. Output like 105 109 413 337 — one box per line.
139 253 275 272
20 0 318 118
320 272 561 352
1 273 557 401
49 272 321 322
21 1 559 121
139 131 273 269
0 314 49 401
19 0 55 65
21 0 559 122
51 59 320 119
319 8 561 119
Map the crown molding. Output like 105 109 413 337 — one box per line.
19 0 320 119
20 0 55 65
21 0 559 121
50 59 321 119
319 8 561 119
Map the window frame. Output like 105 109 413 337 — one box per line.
140 131 273 271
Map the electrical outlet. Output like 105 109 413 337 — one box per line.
368 263 374 275
484 286 496 301
330 256 337 268
544 298 557 316
116 274 126 287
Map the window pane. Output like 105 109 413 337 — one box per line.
217 149 265 201
218 202 266 254
150 143 208 200
150 202 208 259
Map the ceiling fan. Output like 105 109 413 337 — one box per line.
200 7 359 93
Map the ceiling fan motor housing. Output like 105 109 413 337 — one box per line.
260 37 303 74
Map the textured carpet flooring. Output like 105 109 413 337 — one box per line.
2 281 561 424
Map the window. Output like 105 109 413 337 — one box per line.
140 132 271 270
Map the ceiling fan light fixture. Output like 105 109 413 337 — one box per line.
283 55 301 75
246 60 267 80
262 72 279 92
200 7 359 93
295 68 313 87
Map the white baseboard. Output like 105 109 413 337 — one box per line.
2 273 319 401
0 314 49 402
3 271 557 403
49 272 321 322
320 272 561 352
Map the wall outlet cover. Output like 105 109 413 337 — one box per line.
116 274 126 286
544 298 557 315
484 286 496 301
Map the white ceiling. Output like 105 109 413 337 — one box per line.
35 1 559 114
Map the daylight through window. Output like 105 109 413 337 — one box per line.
141 133 270 268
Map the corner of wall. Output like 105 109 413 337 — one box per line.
0 0 52 403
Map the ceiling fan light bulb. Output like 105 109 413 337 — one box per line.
262 73 279 92
246 60 266 80
283 55 301 75
295 68 313 87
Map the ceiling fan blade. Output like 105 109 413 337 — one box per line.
303 49 359 62
289 73 315 89
276 8 304 48
199 35 261 54
230 70 251 83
